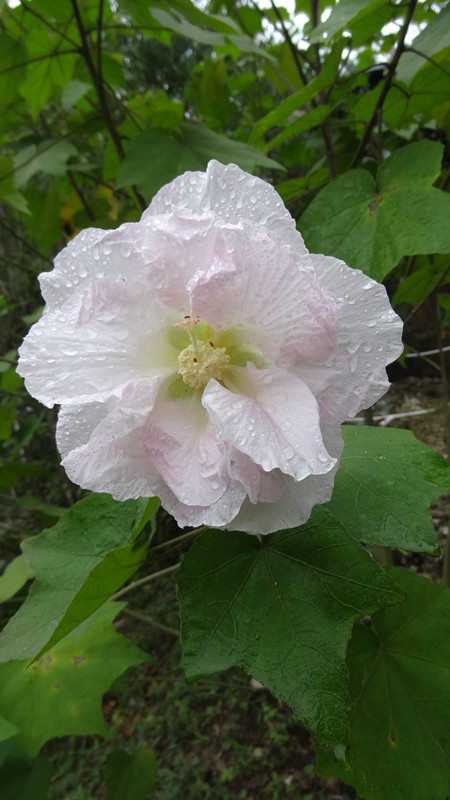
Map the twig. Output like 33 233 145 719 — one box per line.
404 47 450 79
120 607 180 638
110 563 180 601
350 0 417 168
0 219 52 265
269 0 307 85
67 171 95 221
150 526 205 553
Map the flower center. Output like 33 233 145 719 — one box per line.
177 340 230 390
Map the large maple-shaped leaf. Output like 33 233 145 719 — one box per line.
0 603 149 756
0 494 159 663
326 426 449 552
316 567 450 800
300 140 450 281
177 521 403 757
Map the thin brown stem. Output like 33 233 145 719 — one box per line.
70 0 146 211
350 0 417 168
0 50 79 78
0 219 52 265
405 47 450 79
67 171 95 221
22 2 79 47
310 0 338 178
269 0 307 85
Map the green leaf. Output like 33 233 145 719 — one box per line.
0 555 34 603
392 255 450 307
0 157 29 214
116 124 282 201
0 33 27 108
310 0 390 46
106 748 157 800
263 106 331 153
177 523 403 756
249 46 342 148
276 168 329 203
397 4 450 84
316 567 450 800
0 757 52 800
0 715 19 744
0 603 150 756
19 49 76 120
14 140 78 188
300 141 450 281
326 426 449 552
0 495 159 663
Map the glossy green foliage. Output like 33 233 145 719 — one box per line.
177 524 403 757
316 568 450 800
0 603 150 756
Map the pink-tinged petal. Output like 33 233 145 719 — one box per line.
298 255 404 422
143 160 309 259
190 224 339 365
229 425 343 534
18 276 172 408
57 404 162 500
156 479 246 529
227 447 283 504
140 213 235 311
143 394 229 507
39 223 149 309
203 364 336 481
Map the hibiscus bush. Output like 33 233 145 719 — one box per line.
0 0 450 798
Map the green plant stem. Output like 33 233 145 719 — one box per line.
150 527 205 553
111 563 180 601
350 0 417 168
121 607 180 637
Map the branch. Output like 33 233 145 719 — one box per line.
268 0 307 85
120 607 180 638
70 0 146 211
0 219 52 265
110 563 180 601
350 0 418 168
405 47 450 79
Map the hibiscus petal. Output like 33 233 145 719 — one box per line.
18 275 172 408
298 255 404 421
229 424 343 534
202 364 336 481
190 224 339 365
143 394 229 507
57 404 161 500
143 160 309 259
39 223 149 309
227 447 283 504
